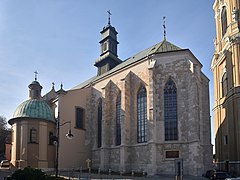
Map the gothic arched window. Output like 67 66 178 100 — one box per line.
221 6 227 36
222 72 228 97
116 93 121 146
97 99 102 148
137 85 147 143
164 78 178 141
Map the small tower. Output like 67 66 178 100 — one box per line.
28 71 42 99
94 11 122 76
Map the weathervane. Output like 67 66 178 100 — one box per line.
107 10 112 25
163 16 166 40
34 71 38 81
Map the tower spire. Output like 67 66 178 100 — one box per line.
107 10 112 25
95 11 122 76
163 16 166 40
29 72 42 99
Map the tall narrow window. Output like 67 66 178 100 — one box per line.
224 135 228 145
97 99 102 148
49 132 54 145
30 128 37 143
221 6 227 36
76 107 85 129
137 86 147 143
222 72 228 97
164 78 178 141
116 93 121 146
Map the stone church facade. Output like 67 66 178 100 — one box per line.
54 19 212 176
9 17 212 176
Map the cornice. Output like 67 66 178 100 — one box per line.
211 33 239 70
213 0 218 10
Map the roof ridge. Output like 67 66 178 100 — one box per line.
71 40 182 90
150 40 181 54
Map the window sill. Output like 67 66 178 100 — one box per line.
28 142 38 144
74 127 86 131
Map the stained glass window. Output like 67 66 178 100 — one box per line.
97 99 102 148
116 93 121 146
137 86 147 143
164 79 178 141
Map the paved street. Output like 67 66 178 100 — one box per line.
0 168 12 179
0 168 209 180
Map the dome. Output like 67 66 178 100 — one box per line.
10 99 55 123
29 80 41 85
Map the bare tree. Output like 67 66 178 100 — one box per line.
0 116 10 158
0 116 8 129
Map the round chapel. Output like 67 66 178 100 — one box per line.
8 79 56 168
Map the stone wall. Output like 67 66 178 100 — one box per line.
89 51 211 176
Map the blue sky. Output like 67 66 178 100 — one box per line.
0 0 215 144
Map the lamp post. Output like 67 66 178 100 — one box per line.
54 118 74 177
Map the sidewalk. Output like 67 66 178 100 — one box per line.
57 171 208 180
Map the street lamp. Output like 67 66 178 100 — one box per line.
53 118 74 177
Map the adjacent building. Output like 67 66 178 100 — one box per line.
8 79 56 168
211 0 240 173
8 16 212 176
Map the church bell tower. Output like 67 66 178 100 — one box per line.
94 11 122 76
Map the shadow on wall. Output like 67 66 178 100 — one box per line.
90 71 152 172
215 85 240 175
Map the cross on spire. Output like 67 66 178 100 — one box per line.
163 16 166 40
34 71 38 81
107 10 112 25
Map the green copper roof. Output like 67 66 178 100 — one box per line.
29 80 41 86
148 39 181 54
11 99 55 123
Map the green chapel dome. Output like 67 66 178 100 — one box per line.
8 76 55 125
9 99 55 123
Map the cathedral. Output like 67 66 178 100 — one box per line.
8 15 212 176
